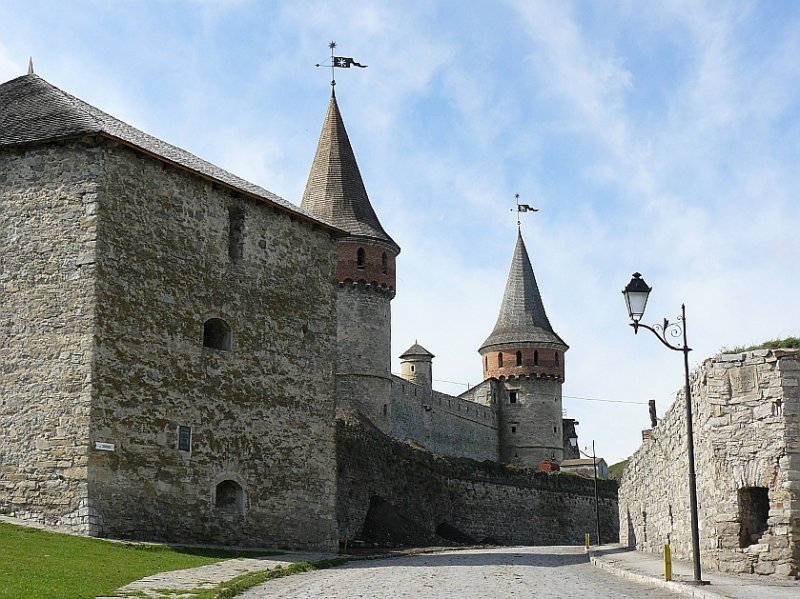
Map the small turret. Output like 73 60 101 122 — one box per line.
399 342 434 393
481 230 568 466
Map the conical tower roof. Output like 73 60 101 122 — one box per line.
301 93 399 253
480 231 567 352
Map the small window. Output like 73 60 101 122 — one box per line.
381 252 388 274
516 350 522 366
215 480 244 513
553 426 557 433
411 365 415 372
484 356 488 370
383 404 387 415
178 425 191 451
534 350 539 366
509 391 517 404
498 352 503 368
555 352 559 366
511 426 517 434
203 318 232 351
228 207 245 261
357 247 366 271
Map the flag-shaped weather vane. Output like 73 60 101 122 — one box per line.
315 41 367 90
511 193 538 228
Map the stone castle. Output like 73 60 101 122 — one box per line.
0 71 606 551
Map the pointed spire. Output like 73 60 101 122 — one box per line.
480 230 567 351
27 57 34 75
301 94 399 252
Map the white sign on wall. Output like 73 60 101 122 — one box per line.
94 442 115 451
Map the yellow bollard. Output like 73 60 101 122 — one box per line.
585 533 591 550
664 544 672 581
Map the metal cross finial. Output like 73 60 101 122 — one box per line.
329 41 337 89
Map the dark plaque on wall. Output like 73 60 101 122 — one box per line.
178 425 191 452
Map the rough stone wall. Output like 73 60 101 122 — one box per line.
390 377 498 462
84 140 339 550
497 378 564 466
337 412 618 545
619 349 800 577
0 141 99 530
335 283 393 432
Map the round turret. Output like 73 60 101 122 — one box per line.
399 342 434 392
301 92 400 433
480 231 568 467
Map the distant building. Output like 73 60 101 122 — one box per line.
560 458 609 479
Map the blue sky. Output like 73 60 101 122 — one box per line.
2 0 798 465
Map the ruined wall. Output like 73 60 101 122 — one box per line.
619 349 800 577
338 412 618 546
86 141 339 550
0 141 98 530
390 377 498 462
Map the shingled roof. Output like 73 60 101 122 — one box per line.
301 92 399 253
0 73 336 230
399 342 435 359
480 231 567 352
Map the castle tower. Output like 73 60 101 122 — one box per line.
480 231 568 466
301 91 400 432
399 342 434 393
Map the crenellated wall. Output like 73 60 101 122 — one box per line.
390 377 498 462
618 349 800 577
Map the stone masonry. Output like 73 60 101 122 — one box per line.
618 349 800 577
0 74 341 550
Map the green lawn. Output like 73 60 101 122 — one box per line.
0 522 279 599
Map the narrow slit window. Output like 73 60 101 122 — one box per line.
357 247 366 271
555 352 559 366
228 207 245 261
498 352 503 368
516 350 522 366
534 350 539 366
381 252 388 274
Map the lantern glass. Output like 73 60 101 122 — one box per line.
623 272 652 323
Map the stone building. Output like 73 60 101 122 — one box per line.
0 72 341 550
618 349 800 577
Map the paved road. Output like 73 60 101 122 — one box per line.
239 546 679 598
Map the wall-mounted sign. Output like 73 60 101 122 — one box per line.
95 442 115 451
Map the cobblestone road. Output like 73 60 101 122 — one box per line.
239 546 680 598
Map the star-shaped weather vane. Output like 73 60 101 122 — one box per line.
315 41 367 90
511 193 539 227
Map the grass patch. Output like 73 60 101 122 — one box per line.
608 459 629 480
183 557 351 599
0 522 280 599
720 336 800 354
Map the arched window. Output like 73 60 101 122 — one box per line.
381 252 388 274
215 480 244 513
497 352 503 368
534 350 539 366
516 350 522 366
356 247 366 271
203 318 231 351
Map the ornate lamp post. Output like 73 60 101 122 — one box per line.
568 435 601 546
622 272 709 586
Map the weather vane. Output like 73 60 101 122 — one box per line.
315 41 367 90
511 193 538 227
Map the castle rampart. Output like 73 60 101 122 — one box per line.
618 349 800 577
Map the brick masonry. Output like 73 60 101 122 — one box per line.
618 349 800 577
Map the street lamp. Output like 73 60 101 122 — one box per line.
622 272 709 586
568 435 601 547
